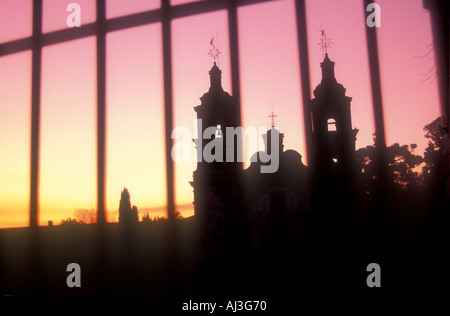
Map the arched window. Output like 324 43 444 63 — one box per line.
327 118 336 132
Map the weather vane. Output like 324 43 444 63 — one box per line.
208 35 222 65
318 27 334 58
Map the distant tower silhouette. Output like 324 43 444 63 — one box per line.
262 126 284 156
264 104 284 156
268 101 277 127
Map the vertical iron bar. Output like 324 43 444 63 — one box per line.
228 0 251 259
363 0 391 241
161 0 179 295
30 0 42 228
294 0 313 165
95 0 108 295
363 0 387 163
227 0 242 130
423 0 449 198
161 0 175 223
97 0 106 224
29 0 43 293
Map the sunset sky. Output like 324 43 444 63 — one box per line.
0 0 440 228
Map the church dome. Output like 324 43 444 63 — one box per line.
282 149 304 166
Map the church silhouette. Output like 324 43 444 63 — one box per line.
191 53 365 277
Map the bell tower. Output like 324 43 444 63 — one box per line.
309 53 358 175
191 60 242 257
308 50 364 272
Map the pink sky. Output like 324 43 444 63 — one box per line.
0 0 440 228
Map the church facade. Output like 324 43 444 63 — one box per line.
191 54 363 258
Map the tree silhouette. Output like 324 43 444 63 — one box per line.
356 136 424 193
387 143 424 190
141 210 183 222
132 205 139 221
422 116 448 183
118 187 139 224
73 208 97 224
59 217 81 225
174 210 184 220
141 212 151 223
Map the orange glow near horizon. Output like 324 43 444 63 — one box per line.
0 0 441 228
0 51 31 228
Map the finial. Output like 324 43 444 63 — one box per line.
268 100 277 128
208 35 222 65
318 27 334 58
